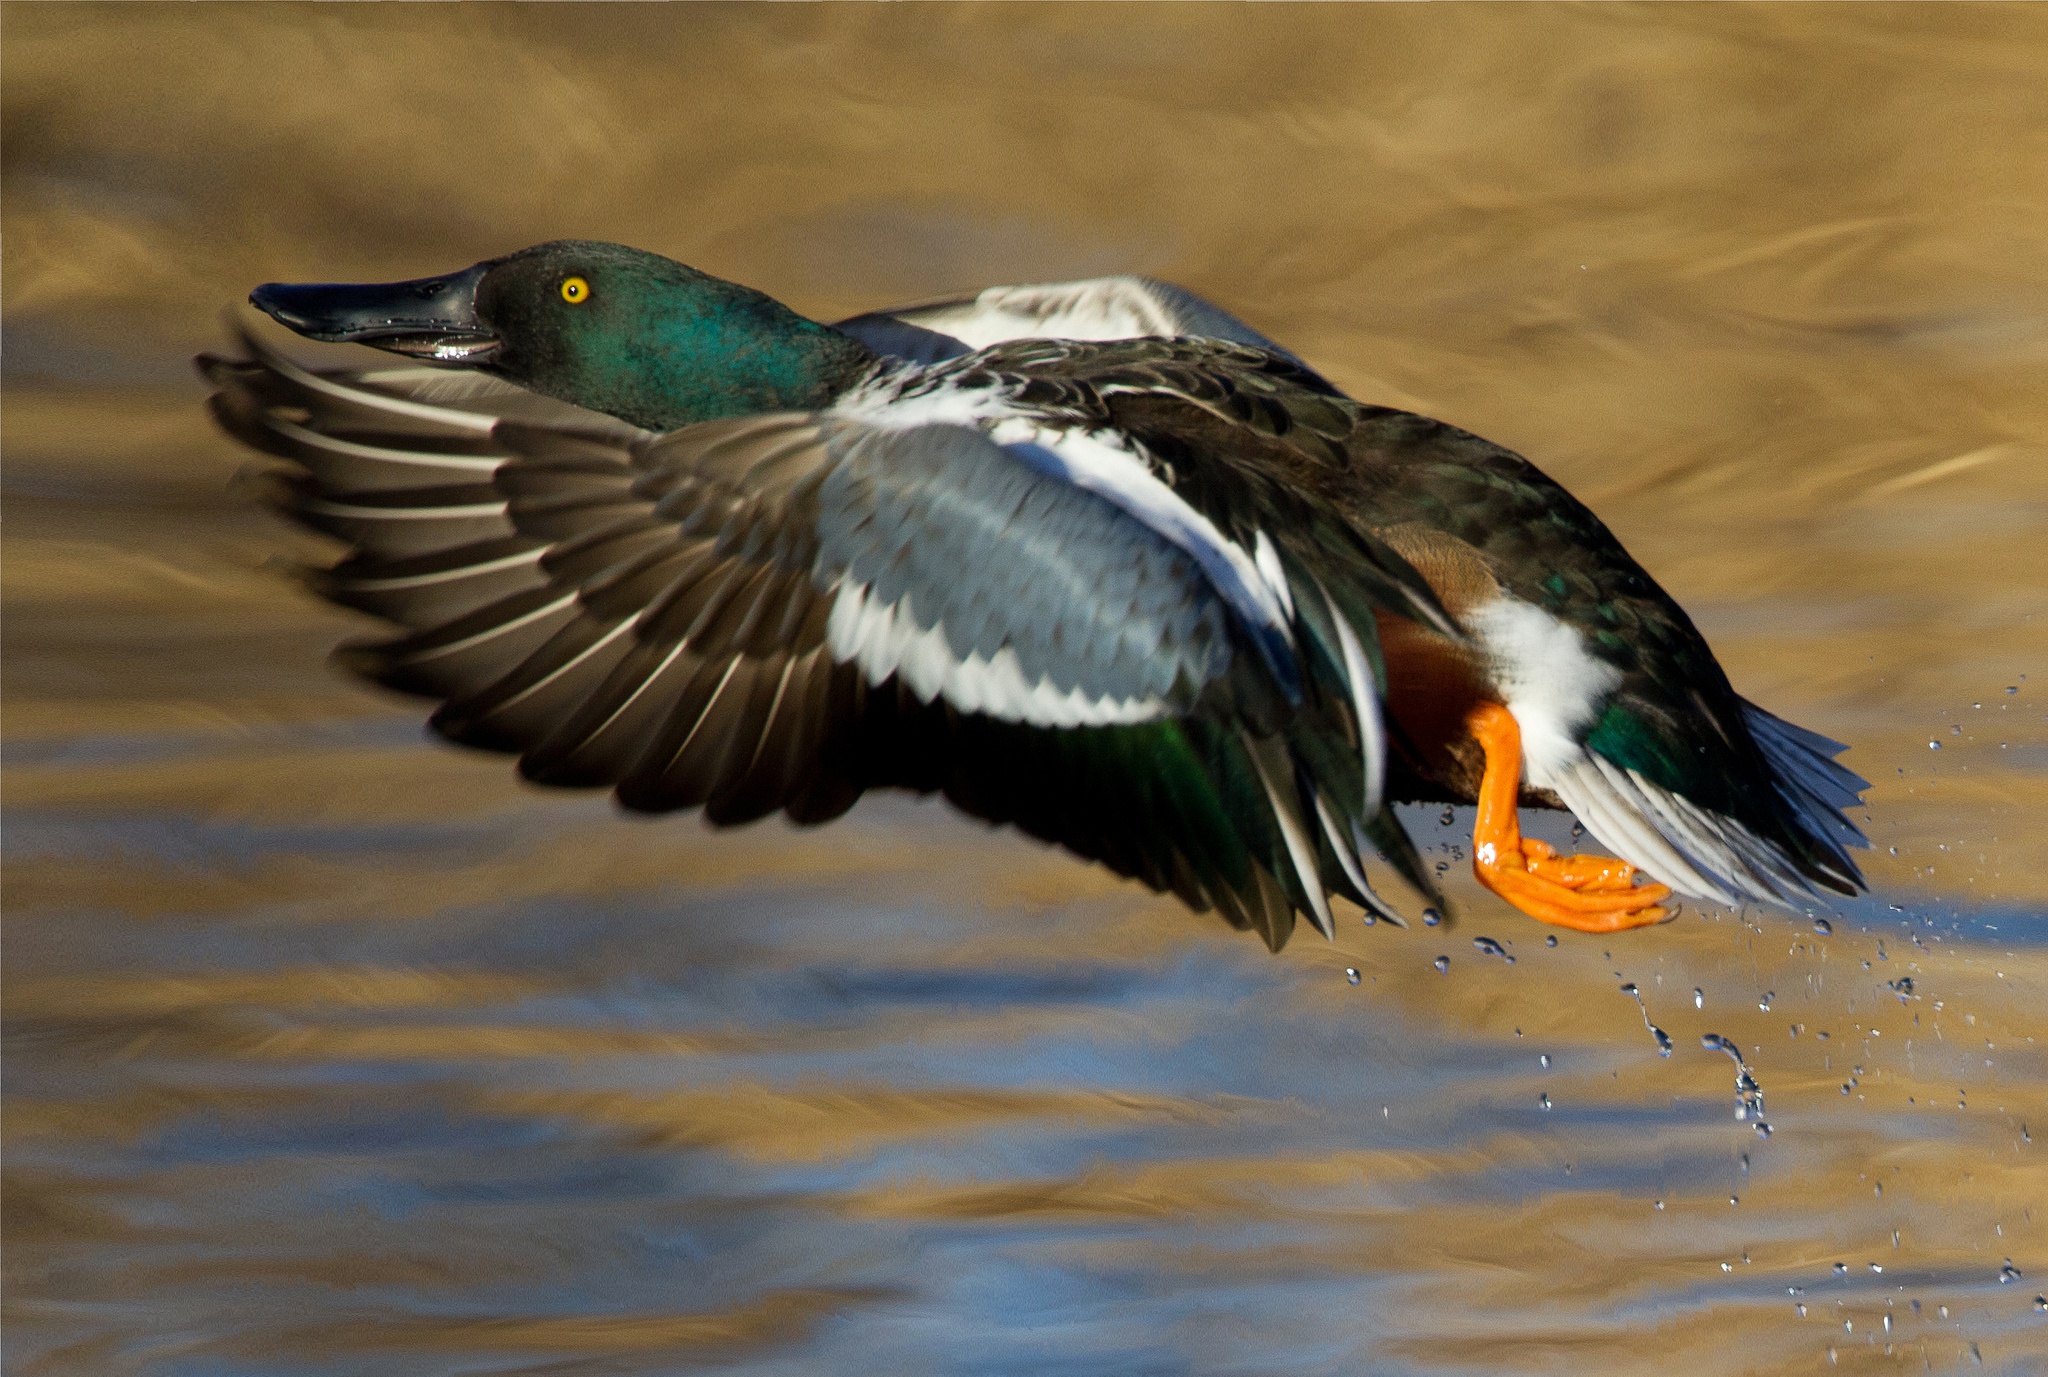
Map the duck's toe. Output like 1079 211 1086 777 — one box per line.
1475 851 1674 932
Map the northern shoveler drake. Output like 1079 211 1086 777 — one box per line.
203 241 1868 951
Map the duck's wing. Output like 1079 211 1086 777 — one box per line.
834 276 1316 372
203 331 1450 950
973 335 1872 912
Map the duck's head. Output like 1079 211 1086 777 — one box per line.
250 240 876 431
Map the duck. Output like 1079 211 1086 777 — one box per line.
203 239 1868 952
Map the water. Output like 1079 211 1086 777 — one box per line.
1700 1032 1769 1133
5 7 2048 1375
1619 982 1675 1057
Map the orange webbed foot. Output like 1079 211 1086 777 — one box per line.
1464 704 1674 934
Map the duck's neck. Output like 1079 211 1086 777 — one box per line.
498 273 879 432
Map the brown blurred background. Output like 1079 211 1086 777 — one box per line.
5 6 2045 1375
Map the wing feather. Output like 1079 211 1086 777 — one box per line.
204 331 1456 950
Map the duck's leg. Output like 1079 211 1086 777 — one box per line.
1465 702 1672 932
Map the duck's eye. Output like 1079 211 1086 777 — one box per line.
560 276 590 304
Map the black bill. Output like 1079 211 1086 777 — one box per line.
249 262 497 361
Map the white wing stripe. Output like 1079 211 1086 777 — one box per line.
825 582 1163 728
1321 579 1388 817
989 421 1293 641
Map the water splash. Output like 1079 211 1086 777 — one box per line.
1472 935 1514 964
1703 1033 1769 1135
1620 982 1673 1056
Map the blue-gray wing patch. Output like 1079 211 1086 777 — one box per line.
815 423 1233 726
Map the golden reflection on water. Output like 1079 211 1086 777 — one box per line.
4 5 2047 1374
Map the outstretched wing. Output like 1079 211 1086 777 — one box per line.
203 329 1445 949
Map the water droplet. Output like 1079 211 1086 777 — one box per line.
1999 1260 2022 1284
1539 1092 1551 1110
1833 1262 1848 1276
1702 1034 1768 1124
1345 967 1361 985
1813 918 1833 935
1440 808 1455 826
1694 987 1705 1008
1472 935 1513 963
1889 845 1899 856
1929 739 1942 750
1620 984 1671 1054
1422 907 1443 927
1759 991 1775 1011
1796 1303 1808 1317
1721 1261 1733 1272
1545 934 1558 947
1870 1262 1883 1273
1753 1121 1772 1138
2034 1294 2047 1312
1889 976 1916 1002
1654 1199 1664 1210
2007 685 2020 695
1729 1195 1739 1207
1433 955 1449 974
1540 1053 1552 1069
1938 1305 1949 1318
1882 1313 1892 1334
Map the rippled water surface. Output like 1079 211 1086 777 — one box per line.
5 7 2047 1374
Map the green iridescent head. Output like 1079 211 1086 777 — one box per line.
249 240 876 431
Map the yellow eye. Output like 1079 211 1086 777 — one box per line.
560 276 590 304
